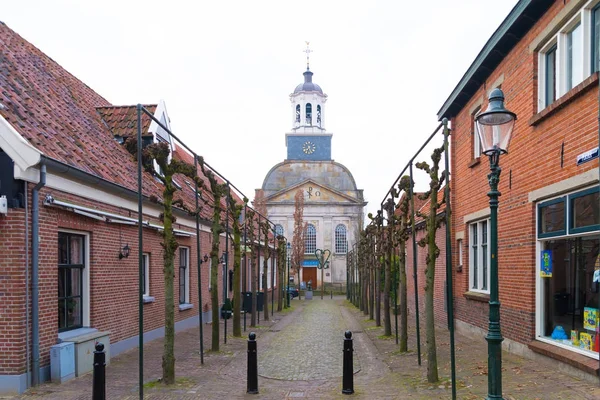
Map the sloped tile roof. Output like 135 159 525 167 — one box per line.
96 105 156 138
0 21 242 225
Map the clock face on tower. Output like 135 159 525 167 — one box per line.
302 141 316 154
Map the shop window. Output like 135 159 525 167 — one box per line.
538 197 566 238
58 232 85 332
570 187 600 234
540 236 600 356
179 247 190 305
469 219 490 293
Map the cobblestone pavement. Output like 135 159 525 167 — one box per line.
258 298 360 380
6 297 600 399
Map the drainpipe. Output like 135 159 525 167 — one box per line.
31 163 46 386
25 181 30 389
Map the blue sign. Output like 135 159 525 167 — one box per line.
577 147 598 166
303 259 319 267
540 250 552 278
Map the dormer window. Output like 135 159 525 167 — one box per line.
306 103 312 125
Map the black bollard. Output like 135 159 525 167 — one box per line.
92 342 106 400
247 332 259 394
331 290 333 299
342 331 354 395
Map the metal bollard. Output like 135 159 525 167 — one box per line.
342 331 354 395
92 342 106 400
331 290 333 299
247 332 259 394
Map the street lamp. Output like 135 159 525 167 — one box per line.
286 242 291 307
475 88 516 400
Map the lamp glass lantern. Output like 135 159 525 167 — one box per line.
475 88 516 155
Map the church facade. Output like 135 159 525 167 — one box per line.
259 65 366 289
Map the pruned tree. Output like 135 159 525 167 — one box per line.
383 197 396 337
126 138 199 385
396 175 412 353
277 235 286 311
198 157 228 352
368 211 384 327
415 145 446 383
245 207 258 327
291 189 305 299
260 220 271 321
228 195 247 337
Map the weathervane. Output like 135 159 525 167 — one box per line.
304 41 312 70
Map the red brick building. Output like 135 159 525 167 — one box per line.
438 0 599 378
0 22 277 393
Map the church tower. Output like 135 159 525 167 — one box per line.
286 45 332 161
258 44 366 288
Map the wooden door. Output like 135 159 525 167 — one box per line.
303 267 317 290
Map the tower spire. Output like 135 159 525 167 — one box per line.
304 41 312 70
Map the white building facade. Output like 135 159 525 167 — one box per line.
258 65 365 289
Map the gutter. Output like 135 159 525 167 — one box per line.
40 155 212 225
31 163 46 386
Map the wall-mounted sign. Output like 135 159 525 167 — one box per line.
302 259 319 267
540 250 552 278
576 147 598 166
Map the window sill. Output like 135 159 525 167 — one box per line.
179 303 193 311
463 291 490 302
58 327 98 342
143 296 155 304
530 72 599 126
528 340 599 376
468 158 481 168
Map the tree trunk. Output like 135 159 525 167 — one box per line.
232 224 242 337
383 240 392 336
210 225 220 352
399 240 408 352
161 177 176 384
375 260 381 327
250 252 257 327
425 199 439 383
263 249 269 321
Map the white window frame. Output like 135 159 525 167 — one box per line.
457 239 464 270
143 253 150 297
208 259 212 290
537 1 600 111
179 247 190 305
57 229 90 336
469 219 491 294
334 224 348 254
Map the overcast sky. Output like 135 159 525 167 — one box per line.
3 0 518 218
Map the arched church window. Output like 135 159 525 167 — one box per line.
275 224 284 238
295 105 300 123
305 103 312 125
317 105 322 126
335 224 347 254
304 224 316 254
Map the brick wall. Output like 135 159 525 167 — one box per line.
1 184 234 375
449 0 598 345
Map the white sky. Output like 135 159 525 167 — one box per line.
3 0 518 218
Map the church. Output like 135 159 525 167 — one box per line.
258 53 366 289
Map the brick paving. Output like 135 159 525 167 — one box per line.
5 297 600 399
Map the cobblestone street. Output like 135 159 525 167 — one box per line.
6 297 600 399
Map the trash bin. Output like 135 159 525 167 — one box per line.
242 292 264 312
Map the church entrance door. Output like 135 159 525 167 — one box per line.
303 267 317 290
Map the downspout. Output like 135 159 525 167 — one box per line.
31 163 46 386
25 181 30 389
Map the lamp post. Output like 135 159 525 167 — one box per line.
475 88 516 400
286 242 291 307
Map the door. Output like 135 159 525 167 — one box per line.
303 267 317 290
